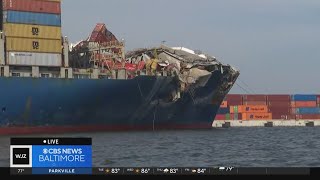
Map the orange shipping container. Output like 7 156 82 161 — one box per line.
291 101 317 108
220 101 228 108
238 105 268 113
242 113 273 120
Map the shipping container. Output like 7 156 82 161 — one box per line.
4 11 61 26
268 106 291 114
242 113 272 120
317 96 320 106
267 95 291 102
243 101 267 105
226 94 243 101
225 114 231 120
4 23 61 39
220 101 228 108
291 101 317 108
217 108 230 114
231 105 268 113
243 95 267 101
215 114 225 120
227 100 243 106
272 113 292 120
7 52 62 67
230 106 237 114
295 114 320 120
295 108 320 115
291 94 317 101
3 0 61 14
268 101 291 107
6 37 62 53
230 113 242 120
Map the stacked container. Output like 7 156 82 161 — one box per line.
267 95 291 120
230 105 272 120
216 94 320 121
291 95 320 120
2 0 62 66
243 95 267 105
215 100 230 120
225 94 243 106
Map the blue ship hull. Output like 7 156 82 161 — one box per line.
0 69 237 134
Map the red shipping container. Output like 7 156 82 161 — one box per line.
291 101 317 108
243 95 267 101
215 114 226 120
317 95 320 105
268 102 291 107
2 0 61 14
226 94 242 100
269 107 291 114
243 101 267 105
226 94 243 105
267 95 291 102
227 100 243 106
272 112 292 120
296 114 320 120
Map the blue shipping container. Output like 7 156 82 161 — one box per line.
296 108 320 114
4 11 61 26
291 94 317 101
217 108 230 114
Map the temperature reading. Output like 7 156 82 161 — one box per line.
111 168 121 174
170 168 179 174
18 169 25 173
141 168 150 174
197 168 206 174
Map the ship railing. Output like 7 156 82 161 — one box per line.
88 41 124 49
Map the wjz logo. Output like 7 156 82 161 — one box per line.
12 148 30 165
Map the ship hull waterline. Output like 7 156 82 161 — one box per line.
0 70 235 135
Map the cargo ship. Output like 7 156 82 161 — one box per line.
0 0 239 135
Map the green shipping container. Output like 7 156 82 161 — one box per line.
226 114 231 120
233 106 238 113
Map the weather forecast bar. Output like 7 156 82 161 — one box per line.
8 167 316 175
91 167 312 175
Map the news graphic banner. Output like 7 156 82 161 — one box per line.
10 138 92 175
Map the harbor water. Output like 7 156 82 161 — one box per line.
0 127 319 167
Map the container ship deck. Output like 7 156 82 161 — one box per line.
0 0 240 135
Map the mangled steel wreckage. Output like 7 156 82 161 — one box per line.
67 23 240 129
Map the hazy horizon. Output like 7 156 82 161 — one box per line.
62 0 320 94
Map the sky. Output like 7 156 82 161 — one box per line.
62 0 320 94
